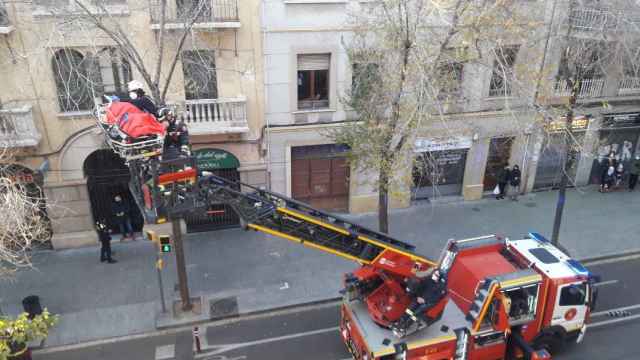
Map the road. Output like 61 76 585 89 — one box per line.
34 255 640 360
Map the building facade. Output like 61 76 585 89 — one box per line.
0 0 265 248
262 0 640 215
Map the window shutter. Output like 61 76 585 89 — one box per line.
297 54 330 71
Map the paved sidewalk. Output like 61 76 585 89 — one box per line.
2 186 639 347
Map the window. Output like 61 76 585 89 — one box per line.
95 47 132 98
504 284 539 323
297 54 330 110
437 62 464 98
559 283 587 306
0 3 9 26
52 49 96 112
52 47 130 113
488 45 519 97
181 50 218 100
176 0 212 21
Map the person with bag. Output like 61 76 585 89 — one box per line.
509 165 521 201
495 164 511 200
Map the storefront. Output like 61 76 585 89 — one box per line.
412 137 471 199
589 113 640 184
533 116 589 190
185 148 241 232
483 137 515 191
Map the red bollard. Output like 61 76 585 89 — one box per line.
193 326 202 353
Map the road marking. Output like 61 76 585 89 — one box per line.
155 344 175 360
591 303 640 318
280 282 290 290
587 313 640 329
593 279 619 287
195 326 340 358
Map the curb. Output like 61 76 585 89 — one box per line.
579 248 640 265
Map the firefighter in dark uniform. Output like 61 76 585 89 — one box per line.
126 80 159 117
160 108 190 159
392 269 446 337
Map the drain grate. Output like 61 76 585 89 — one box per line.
524 202 537 208
209 296 239 319
472 207 481 212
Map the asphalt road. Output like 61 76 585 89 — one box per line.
34 256 640 360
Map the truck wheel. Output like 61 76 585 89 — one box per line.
533 333 563 355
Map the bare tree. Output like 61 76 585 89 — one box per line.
0 148 50 278
331 0 532 233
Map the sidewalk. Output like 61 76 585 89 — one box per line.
2 186 639 347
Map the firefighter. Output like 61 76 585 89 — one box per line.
392 269 447 337
96 219 117 264
127 80 159 117
160 108 190 158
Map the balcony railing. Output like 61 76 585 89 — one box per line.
0 105 41 148
618 77 640 95
554 78 604 98
149 0 240 30
178 97 248 135
570 7 640 32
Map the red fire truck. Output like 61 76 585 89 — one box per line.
97 131 595 360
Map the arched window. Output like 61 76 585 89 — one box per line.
52 49 96 112
52 47 132 113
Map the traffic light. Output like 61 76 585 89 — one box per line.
159 235 172 253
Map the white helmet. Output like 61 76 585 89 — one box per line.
128 80 145 92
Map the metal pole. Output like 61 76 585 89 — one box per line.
172 218 192 311
156 252 167 314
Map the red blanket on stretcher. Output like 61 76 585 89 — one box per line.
104 102 165 139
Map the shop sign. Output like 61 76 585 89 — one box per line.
414 136 472 153
546 116 590 132
602 113 640 128
193 148 240 170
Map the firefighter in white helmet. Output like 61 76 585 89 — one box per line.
127 80 159 117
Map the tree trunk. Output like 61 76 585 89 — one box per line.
551 87 577 246
172 218 192 311
378 167 389 234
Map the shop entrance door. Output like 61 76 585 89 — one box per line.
412 149 468 199
483 137 514 191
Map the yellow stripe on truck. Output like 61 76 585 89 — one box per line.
277 207 351 235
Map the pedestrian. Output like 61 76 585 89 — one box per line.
600 166 615 193
112 195 135 241
615 163 625 188
96 219 117 263
629 154 640 191
509 165 521 201
496 164 511 200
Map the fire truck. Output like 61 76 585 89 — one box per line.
94 107 597 360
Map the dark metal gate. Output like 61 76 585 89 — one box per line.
185 168 241 233
483 137 515 191
84 150 144 234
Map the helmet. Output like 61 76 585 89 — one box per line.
128 80 145 92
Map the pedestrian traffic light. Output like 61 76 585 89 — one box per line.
159 235 171 253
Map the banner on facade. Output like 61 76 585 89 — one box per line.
414 136 472 153
545 115 590 132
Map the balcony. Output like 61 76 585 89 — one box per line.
554 78 604 98
570 7 640 32
0 4 14 34
178 97 248 135
618 77 640 96
0 105 41 148
149 0 240 31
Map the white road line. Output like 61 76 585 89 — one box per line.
587 313 640 329
591 303 640 318
593 279 619 287
583 253 640 266
195 326 340 358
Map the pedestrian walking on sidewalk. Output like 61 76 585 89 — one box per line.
112 195 135 241
629 155 640 191
509 165 521 201
96 220 117 263
496 164 511 200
